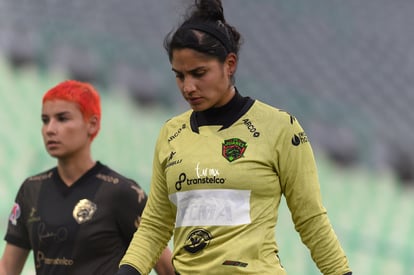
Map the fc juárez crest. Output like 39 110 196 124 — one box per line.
222 138 247 162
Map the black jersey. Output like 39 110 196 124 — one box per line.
5 161 147 275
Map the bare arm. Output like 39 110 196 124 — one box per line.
0 243 29 275
153 247 174 275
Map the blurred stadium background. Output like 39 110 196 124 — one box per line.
1 0 413 274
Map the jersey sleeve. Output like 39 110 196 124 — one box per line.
115 179 148 245
120 125 175 274
276 114 351 274
4 182 31 250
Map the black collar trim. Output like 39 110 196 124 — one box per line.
190 89 255 133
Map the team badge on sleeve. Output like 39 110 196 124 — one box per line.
9 203 21 225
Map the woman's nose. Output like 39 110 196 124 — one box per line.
45 120 57 135
182 77 196 94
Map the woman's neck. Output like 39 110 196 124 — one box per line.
189 87 255 132
199 92 244 121
57 155 96 187
197 88 246 125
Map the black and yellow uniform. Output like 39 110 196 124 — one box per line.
5 161 147 275
120 90 351 275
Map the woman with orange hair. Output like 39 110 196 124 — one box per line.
0 80 174 275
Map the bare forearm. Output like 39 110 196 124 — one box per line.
0 244 29 275
154 247 174 275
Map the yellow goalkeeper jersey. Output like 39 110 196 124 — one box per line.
121 95 351 275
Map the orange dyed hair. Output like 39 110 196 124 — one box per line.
42 80 101 140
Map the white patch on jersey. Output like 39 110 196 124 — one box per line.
169 189 251 227
9 203 21 225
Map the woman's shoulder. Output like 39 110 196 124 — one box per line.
156 109 192 138
96 162 144 192
96 163 147 208
252 100 297 125
15 168 56 195
163 109 192 127
24 167 56 184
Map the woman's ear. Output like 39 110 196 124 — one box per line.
87 115 99 137
225 53 237 76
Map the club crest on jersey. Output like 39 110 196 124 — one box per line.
9 203 21 225
184 228 212 253
73 199 97 224
222 138 247 162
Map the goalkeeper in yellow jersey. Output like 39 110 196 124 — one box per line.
117 0 352 274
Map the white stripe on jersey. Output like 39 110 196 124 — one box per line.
169 189 251 227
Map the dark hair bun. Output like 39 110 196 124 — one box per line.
191 0 225 23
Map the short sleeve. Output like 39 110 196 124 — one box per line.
4 182 32 250
114 180 148 244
